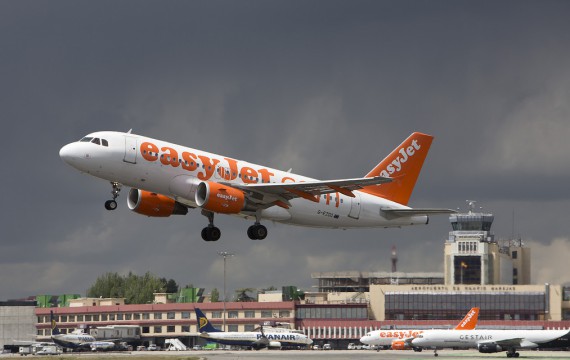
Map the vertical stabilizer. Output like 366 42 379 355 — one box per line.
454 307 479 330
50 311 60 336
363 132 433 205
195 308 222 333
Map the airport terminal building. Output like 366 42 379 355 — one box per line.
3 203 570 350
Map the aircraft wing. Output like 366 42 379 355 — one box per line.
479 338 538 349
221 176 392 206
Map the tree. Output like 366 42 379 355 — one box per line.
235 288 255 302
87 271 167 304
210 288 220 302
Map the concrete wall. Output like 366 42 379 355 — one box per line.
0 305 36 349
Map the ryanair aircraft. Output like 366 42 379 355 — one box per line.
195 308 312 350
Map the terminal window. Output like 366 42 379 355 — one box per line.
454 256 481 284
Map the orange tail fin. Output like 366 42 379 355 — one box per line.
362 132 433 205
454 307 479 330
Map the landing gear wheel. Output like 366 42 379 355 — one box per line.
104 200 117 210
200 210 221 241
247 224 267 240
105 182 122 210
201 226 221 241
209 227 221 241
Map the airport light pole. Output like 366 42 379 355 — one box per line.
218 251 235 331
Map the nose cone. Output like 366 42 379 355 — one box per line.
59 143 76 165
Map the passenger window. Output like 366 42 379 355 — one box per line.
102 139 108 147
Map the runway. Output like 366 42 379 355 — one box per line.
4 349 568 359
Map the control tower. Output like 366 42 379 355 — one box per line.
444 201 530 285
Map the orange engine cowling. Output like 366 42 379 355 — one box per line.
127 189 188 217
195 181 246 214
391 340 408 350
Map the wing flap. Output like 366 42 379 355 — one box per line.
222 176 392 205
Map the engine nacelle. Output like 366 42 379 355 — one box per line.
478 343 502 353
195 181 246 214
391 340 408 350
268 341 282 348
127 189 188 217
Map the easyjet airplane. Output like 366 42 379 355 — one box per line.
360 307 479 351
59 131 453 241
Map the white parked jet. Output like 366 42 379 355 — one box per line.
60 131 454 241
195 308 312 349
360 307 479 351
411 325 570 357
49 311 117 351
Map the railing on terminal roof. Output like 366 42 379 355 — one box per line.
301 299 369 305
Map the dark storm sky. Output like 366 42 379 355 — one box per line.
1 1 569 300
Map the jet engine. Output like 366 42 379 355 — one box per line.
127 189 188 217
268 341 282 348
195 181 247 214
477 343 502 353
391 340 407 350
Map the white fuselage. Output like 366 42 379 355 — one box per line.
201 331 313 347
411 329 570 349
51 332 96 349
59 131 428 228
360 329 425 347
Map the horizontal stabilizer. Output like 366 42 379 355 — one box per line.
381 208 456 219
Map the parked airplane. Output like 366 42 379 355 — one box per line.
411 322 570 357
49 311 117 351
60 130 454 241
360 307 479 351
195 308 312 349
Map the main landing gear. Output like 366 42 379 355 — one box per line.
247 211 267 240
201 210 221 242
506 349 520 358
247 223 267 240
200 210 268 241
104 182 122 210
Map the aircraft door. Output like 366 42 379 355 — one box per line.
348 192 361 219
124 136 137 164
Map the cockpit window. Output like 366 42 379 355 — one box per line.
80 137 93 142
101 139 108 147
91 138 101 145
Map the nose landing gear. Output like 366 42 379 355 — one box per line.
104 182 122 210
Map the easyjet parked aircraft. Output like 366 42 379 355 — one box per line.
360 307 479 351
411 322 570 357
59 131 454 241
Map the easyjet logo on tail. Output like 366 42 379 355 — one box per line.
379 139 421 177
362 132 433 206
455 307 479 330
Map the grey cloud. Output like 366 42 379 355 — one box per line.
1 1 570 300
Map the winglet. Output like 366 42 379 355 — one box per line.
362 132 433 205
50 311 60 336
454 307 479 330
195 308 222 333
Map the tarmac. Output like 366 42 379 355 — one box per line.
3 349 569 359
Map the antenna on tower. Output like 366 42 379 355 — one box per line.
391 245 398 273
466 200 476 213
